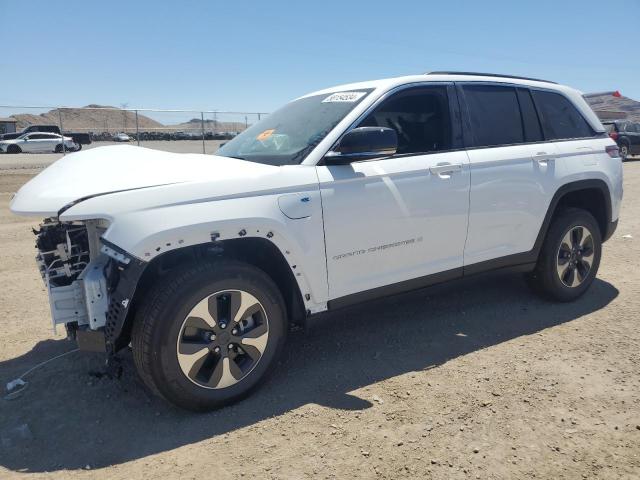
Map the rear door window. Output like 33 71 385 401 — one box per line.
531 90 593 140
462 85 524 147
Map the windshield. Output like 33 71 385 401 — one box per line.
217 89 373 165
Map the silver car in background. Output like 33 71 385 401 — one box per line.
0 132 77 153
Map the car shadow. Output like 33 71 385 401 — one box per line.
0 272 618 473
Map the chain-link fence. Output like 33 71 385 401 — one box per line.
0 105 268 155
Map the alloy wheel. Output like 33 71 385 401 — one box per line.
556 225 594 288
176 289 269 389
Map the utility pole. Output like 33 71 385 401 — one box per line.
120 102 129 132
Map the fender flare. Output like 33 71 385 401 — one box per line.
101 231 321 352
533 179 612 251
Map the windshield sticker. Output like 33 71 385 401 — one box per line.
257 129 275 141
322 91 366 103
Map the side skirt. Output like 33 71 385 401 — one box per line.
325 256 536 312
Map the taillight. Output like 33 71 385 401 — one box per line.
606 145 620 158
609 131 618 141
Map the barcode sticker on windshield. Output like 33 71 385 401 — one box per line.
322 91 366 103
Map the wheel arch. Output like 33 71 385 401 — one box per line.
109 236 307 352
535 179 613 253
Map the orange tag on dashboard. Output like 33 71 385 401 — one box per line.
257 129 275 141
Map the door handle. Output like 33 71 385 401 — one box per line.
532 152 555 164
429 163 462 175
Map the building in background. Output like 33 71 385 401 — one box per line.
0 117 17 135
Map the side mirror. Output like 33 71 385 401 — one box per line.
324 127 397 164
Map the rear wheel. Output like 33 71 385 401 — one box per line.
54 144 63 153
526 208 601 302
620 143 629 160
7 145 21 154
131 260 287 411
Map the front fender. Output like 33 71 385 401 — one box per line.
64 191 329 313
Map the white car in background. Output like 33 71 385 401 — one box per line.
113 132 131 142
0 132 77 154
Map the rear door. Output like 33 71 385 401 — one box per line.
317 84 470 300
41 133 61 152
460 84 559 269
26 133 54 152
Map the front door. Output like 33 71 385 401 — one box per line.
316 85 470 301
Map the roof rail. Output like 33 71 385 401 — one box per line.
425 71 557 84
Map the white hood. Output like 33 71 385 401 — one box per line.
10 145 275 216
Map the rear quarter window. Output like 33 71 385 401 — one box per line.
531 90 593 140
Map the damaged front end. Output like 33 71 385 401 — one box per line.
35 219 146 353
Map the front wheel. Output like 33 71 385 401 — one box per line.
131 260 287 411
526 208 602 302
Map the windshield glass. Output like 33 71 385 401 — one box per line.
217 89 373 165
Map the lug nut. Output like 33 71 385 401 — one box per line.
209 333 216 341
214 346 220 353
232 328 238 335
228 343 234 350
219 323 227 329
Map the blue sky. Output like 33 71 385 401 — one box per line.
1 0 638 113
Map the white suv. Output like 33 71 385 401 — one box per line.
11 72 623 410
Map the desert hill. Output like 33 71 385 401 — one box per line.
9 106 249 133
10 105 163 132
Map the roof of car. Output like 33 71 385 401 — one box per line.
298 72 604 135
301 73 578 99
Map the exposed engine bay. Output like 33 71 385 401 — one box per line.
34 219 112 340
35 220 92 287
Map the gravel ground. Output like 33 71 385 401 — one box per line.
0 162 639 479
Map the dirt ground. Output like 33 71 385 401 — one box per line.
0 161 639 479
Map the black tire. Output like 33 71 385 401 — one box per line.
526 208 602 302
75 143 82 151
7 145 21 154
54 144 63 153
131 260 287 411
619 143 629 161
